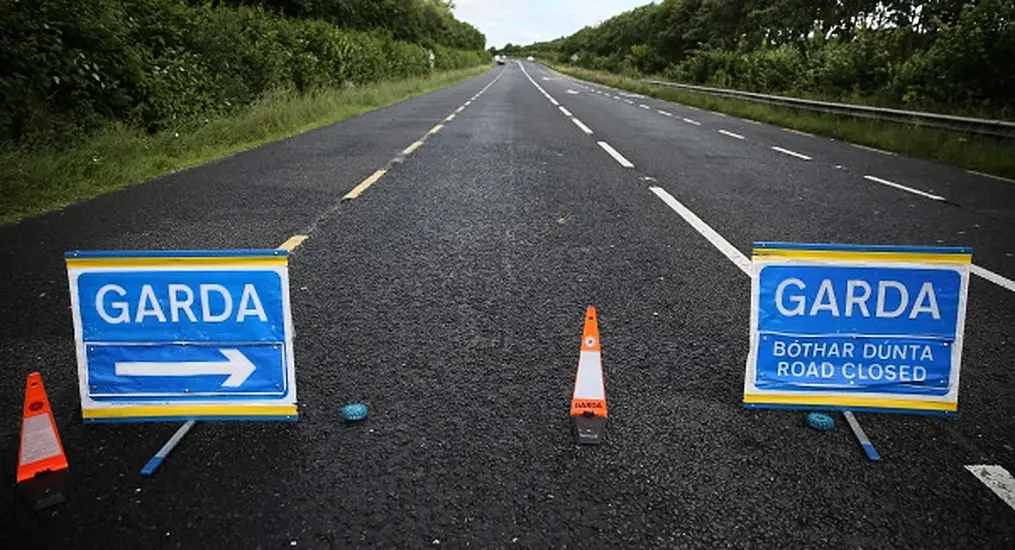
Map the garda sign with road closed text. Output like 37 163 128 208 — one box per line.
744 243 972 416
65 250 298 423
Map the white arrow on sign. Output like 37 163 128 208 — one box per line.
115 349 256 388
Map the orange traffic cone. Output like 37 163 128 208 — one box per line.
570 307 607 444
17 372 69 510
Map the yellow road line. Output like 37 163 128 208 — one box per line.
402 141 424 156
344 169 387 200
278 234 308 252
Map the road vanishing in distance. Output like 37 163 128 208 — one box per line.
2 61 1014 548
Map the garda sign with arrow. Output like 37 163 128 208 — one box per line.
744 243 971 416
65 250 297 423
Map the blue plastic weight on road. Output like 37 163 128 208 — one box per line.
342 403 368 422
807 412 835 432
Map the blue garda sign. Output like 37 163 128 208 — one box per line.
66 250 298 423
744 243 971 415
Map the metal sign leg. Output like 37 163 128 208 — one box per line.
141 421 196 476
843 412 880 461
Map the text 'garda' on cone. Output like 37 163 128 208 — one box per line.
570 307 607 444
18 372 69 510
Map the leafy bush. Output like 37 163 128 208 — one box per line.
520 0 1015 117
0 0 487 147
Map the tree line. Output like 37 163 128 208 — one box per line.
0 0 487 147
518 0 1014 115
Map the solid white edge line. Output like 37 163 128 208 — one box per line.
863 175 944 201
851 143 895 155
649 187 750 275
971 264 1015 293
559 106 573 117
598 141 634 168
719 130 746 140
784 128 814 137
682 118 701 126
965 465 1015 511
771 146 812 160
968 170 1015 184
572 118 594 135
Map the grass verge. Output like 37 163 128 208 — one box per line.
549 64 1015 182
0 66 490 225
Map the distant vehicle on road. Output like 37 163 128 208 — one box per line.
527 56 534 61
496 55 506 65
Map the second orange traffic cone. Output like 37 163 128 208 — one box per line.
570 307 607 444
17 372 69 510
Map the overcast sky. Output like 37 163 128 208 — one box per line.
454 0 650 49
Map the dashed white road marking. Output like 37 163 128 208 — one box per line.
971 265 1015 293
714 112 729 117
598 141 634 168
444 113 456 122
719 130 745 140
625 100 634 104
549 97 560 106
682 118 702 126
649 187 750 275
657 110 673 117
572 118 594 135
613 96 622 100
771 146 812 160
455 106 465 113
966 465 1015 512
639 104 651 110
863 175 943 201
559 106 573 117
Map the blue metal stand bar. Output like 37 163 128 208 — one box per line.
843 411 880 461
141 420 196 476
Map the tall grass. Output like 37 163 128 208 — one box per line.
551 65 1015 182
0 66 489 224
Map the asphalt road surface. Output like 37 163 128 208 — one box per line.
3 61 1015 548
